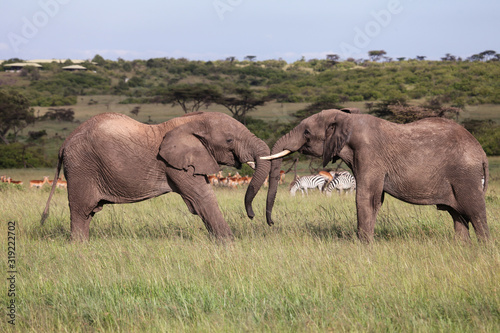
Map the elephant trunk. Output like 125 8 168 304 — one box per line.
244 138 271 219
265 130 303 226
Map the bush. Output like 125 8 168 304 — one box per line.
41 108 74 122
462 119 500 156
0 143 52 168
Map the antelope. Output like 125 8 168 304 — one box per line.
279 170 286 184
56 179 67 188
30 176 49 188
318 170 333 182
7 177 24 185
207 175 219 186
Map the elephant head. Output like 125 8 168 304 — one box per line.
158 112 271 219
262 108 357 226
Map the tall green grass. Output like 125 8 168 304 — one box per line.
1 161 499 332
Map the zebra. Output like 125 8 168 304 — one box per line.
289 175 326 196
325 171 356 196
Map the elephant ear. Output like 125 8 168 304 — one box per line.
322 114 352 167
158 125 219 175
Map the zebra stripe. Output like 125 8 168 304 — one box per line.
325 171 356 195
290 175 326 196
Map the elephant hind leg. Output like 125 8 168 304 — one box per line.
443 204 490 243
70 210 93 242
450 187 490 242
443 207 471 243
467 207 490 242
69 200 106 242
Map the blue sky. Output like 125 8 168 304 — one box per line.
1 0 499 62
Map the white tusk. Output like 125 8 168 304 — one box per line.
246 161 256 169
260 150 292 160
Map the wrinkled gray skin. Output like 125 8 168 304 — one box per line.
266 109 490 243
41 112 271 241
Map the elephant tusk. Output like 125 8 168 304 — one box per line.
246 161 256 169
260 150 292 160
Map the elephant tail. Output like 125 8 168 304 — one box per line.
40 148 64 225
482 157 489 194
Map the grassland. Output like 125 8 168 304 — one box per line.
1 159 499 332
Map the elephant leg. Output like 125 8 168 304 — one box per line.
67 180 103 242
446 207 471 243
168 169 234 240
355 182 385 243
452 186 490 242
464 203 490 242
70 210 93 242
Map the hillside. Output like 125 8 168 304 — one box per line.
2 56 500 107
1 56 500 168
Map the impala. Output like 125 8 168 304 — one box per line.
30 176 49 188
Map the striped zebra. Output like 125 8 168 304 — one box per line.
290 175 326 196
325 171 356 196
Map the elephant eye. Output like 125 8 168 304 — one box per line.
304 129 311 136
226 138 234 144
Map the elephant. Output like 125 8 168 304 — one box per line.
41 112 271 241
262 108 490 243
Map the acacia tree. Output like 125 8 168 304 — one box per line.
152 84 221 113
369 97 461 124
0 90 35 144
216 87 269 124
368 50 387 62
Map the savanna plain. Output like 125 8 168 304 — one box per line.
1 157 499 332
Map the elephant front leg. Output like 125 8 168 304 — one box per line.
168 169 234 240
355 183 385 243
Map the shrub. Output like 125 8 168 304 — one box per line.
0 143 52 168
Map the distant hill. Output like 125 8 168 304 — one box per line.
1 56 499 107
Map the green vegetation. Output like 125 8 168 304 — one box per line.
2 54 499 156
3 54 500 107
1 160 499 331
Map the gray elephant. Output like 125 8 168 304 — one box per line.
262 109 490 243
41 112 271 241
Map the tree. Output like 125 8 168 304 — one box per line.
479 50 496 61
0 90 35 144
216 87 269 123
441 53 457 61
92 54 106 66
152 84 221 113
41 108 75 122
326 54 340 66
293 94 342 123
369 97 461 124
416 55 426 61
368 50 387 62
244 55 257 62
